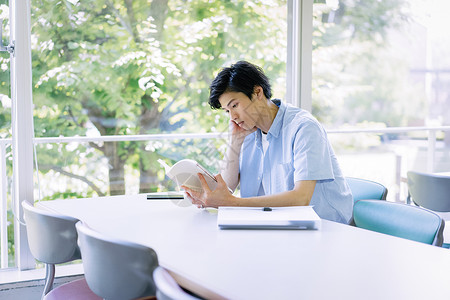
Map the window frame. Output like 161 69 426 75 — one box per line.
12 0 35 270
287 0 312 111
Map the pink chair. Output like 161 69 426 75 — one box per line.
43 278 101 300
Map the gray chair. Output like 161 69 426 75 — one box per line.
76 221 159 300
346 177 388 202
153 266 201 300
353 200 445 246
22 200 99 300
407 171 450 212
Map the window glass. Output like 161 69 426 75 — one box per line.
312 0 450 200
31 0 287 198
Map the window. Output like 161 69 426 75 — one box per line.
312 0 450 127
1 0 288 270
312 0 450 199
31 0 287 198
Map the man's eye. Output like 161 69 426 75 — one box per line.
232 103 238 108
225 110 229 114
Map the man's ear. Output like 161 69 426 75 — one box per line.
253 86 263 99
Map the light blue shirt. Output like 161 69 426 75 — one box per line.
239 100 353 223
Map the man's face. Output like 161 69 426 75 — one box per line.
218 91 259 131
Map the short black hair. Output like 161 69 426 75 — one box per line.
208 61 272 109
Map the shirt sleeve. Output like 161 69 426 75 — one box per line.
292 118 335 182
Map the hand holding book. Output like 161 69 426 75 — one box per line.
159 158 234 208
158 158 219 193
183 173 235 209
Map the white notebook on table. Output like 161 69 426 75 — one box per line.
217 206 321 230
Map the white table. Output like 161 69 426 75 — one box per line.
37 195 450 300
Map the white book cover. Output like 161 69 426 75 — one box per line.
158 159 218 192
217 206 321 230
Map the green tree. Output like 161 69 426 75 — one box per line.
31 0 287 196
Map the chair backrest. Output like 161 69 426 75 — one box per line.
353 200 444 246
153 266 201 300
22 200 81 264
407 171 450 212
76 221 159 300
347 177 388 202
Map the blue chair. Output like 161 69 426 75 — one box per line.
153 266 201 300
346 177 388 202
76 221 159 300
22 201 100 300
353 200 444 246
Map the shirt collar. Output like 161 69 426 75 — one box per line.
253 99 284 145
255 129 262 148
266 99 285 139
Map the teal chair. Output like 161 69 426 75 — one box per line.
353 200 445 246
346 177 388 202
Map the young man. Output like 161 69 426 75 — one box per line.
182 61 353 223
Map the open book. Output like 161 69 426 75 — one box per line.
158 159 218 192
